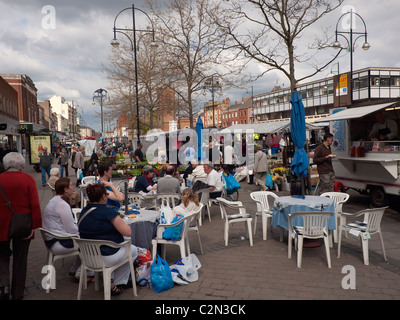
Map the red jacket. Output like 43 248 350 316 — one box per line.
0 171 42 241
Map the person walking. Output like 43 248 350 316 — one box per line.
254 144 269 190
73 146 85 187
39 147 52 187
313 133 336 195
0 152 42 300
59 148 69 177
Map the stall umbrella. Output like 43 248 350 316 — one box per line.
289 88 310 198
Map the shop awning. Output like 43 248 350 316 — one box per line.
314 102 398 122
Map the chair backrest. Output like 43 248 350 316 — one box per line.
81 176 97 185
290 212 333 237
157 194 181 208
217 197 246 219
359 206 388 232
74 238 107 271
189 203 204 227
250 191 278 212
126 192 145 209
320 192 350 213
196 189 210 206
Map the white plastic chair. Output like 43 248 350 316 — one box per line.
75 239 137 300
337 206 388 265
195 189 211 225
217 197 253 247
320 192 350 243
71 208 81 224
81 176 97 185
126 192 145 209
39 228 79 293
250 191 278 240
151 210 198 260
187 204 205 254
156 193 181 210
288 211 333 268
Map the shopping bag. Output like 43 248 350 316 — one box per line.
160 205 174 225
265 173 273 188
222 173 241 194
136 247 152 266
150 254 174 293
135 260 152 287
169 254 202 285
162 214 184 241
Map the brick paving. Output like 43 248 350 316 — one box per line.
15 158 400 301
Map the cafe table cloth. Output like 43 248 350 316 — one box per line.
271 196 335 230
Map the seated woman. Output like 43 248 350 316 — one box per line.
78 183 138 296
42 177 80 276
173 188 201 217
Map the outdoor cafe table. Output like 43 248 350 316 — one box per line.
122 209 160 250
271 195 335 245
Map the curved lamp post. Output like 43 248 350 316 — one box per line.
111 4 157 144
332 9 370 104
92 88 109 136
203 75 223 128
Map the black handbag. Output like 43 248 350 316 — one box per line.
0 185 32 239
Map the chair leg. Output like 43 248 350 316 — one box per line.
324 236 332 268
337 226 342 258
361 237 369 265
207 204 212 222
129 263 138 297
247 220 253 246
333 215 338 243
253 214 258 235
197 230 204 254
77 268 85 300
224 222 229 246
378 231 387 261
103 271 111 300
297 236 303 268
151 241 157 260
262 213 268 240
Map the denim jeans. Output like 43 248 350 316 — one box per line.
41 166 51 185
60 165 68 177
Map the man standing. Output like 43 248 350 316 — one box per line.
313 133 335 195
134 143 144 162
254 144 268 190
39 147 52 187
73 146 85 187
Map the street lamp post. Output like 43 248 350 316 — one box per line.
111 4 157 144
203 75 222 127
332 9 370 104
92 88 109 136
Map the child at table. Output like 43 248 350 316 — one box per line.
173 188 201 217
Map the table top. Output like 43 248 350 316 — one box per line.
121 209 160 224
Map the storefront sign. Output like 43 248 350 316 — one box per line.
336 74 348 96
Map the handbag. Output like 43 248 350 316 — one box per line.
0 185 32 239
150 254 174 293
265 173 274 188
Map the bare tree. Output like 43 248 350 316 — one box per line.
212 0 344 91
146 0 241 128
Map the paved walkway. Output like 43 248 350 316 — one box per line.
18 159 400 301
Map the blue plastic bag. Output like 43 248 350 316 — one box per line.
222 173 241 194
265 173 273 188
150 254 174 293
162 214 184 241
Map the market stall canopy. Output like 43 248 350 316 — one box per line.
220 121 320 134
314 102 399 122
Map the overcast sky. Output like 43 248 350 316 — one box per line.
1 0 399 132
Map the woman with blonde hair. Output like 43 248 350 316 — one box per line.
173 188 200 217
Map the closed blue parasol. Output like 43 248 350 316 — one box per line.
195 116 204 161
290 89 309 180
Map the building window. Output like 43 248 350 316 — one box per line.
390 76 400 87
